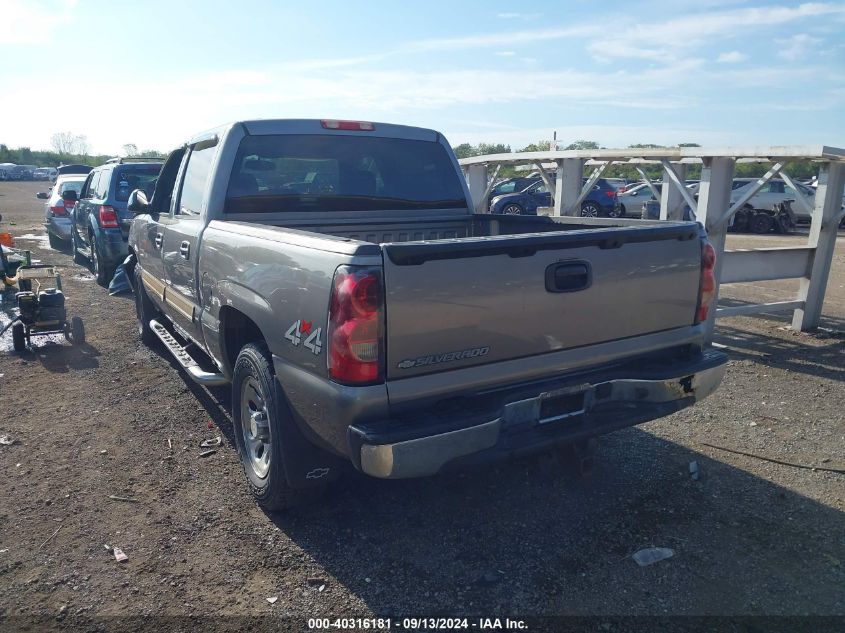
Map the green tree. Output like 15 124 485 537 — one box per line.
519 140 552 152
565 140 600 150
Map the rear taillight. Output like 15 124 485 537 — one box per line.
50 201 67 215
604 190 616 198
98 205 119 228
695 240 717 324
320 119 375 131
328 266 383 385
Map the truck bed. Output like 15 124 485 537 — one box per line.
249 212 664 244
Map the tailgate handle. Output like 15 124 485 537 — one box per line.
546 261 591 293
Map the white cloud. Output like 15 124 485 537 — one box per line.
588 2 841 61
717 51 747 63
0 0 78 44
0 60 711 153
496 12 542 20
777 33 822 60
494 51 516 57
399 3 842 63
404 24 600 53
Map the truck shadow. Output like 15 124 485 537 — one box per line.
713 304 845 382
263 427 844 617
158 323 845 617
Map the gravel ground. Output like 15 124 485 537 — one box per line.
0 180 843 632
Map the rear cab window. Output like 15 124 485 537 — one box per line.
225 134 467 213
114 164 162 202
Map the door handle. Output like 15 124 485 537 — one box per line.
545 261 591 293
154 232 163 249
179 241 190 259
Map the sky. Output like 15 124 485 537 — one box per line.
0 0 843 155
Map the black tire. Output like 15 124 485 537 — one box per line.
90 233 110 286
232 342 316 511
134 265 159 346
12 322 25 352
70 316 85 345
47 231 64 250
501 203 522 215
731 208 750 233
776 212 794 234
607 205 622 218
749 212 774 234
580 201 600 217
72 228 86 265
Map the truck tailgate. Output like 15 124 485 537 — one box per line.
381 224 702 379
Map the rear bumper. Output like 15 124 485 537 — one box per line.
48 218 72 240
97 229 128 266
349 349 727 479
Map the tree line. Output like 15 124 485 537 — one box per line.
0 133 820 181
0 132 167 168
452 140 820 180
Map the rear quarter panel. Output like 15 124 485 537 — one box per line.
198 221 380 376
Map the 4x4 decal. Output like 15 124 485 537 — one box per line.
285 319 322 355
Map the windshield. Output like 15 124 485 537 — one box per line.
225 134 468 212
114 165 162 202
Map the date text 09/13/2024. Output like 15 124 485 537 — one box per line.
307 618 528 630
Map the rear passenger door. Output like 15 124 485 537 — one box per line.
74 170 101 250
136 148 187 311
161 138 218 342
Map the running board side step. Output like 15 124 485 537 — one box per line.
149 319 228 387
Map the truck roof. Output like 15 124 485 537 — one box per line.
187 119 441 146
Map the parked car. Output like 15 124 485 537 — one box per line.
126 118 725 510
71 158 163 285
56 164 93 180
490 178 620 217
33 167 58 181
488 176 542 200
604 178 631 191
40 175 86 248
0 163 17 180
618 182 661 216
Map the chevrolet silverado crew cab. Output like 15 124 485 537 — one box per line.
126 119 727 510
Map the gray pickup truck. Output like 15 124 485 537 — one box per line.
126 119 726 510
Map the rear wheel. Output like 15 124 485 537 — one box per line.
731 208 750 233
232 343 317 511
580 201 600 217
70 316 85 345
47 231 63 250
90 233 110 286
12 322 25 352
72 229 86 265
749 212 774 234
134 265 159 346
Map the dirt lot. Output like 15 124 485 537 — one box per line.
0 180 843 631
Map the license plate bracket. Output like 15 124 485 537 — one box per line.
538 384 592 424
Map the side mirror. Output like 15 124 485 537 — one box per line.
36 192 49 199
127 189 150 214
62 190 78 202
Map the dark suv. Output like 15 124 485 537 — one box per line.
71 158 163 285
490 178 620 217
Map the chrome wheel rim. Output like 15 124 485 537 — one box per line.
240 376 271 479
503 205 521 215
581 204 599 217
